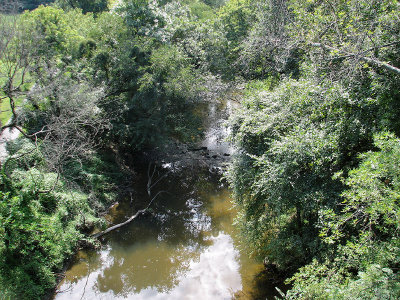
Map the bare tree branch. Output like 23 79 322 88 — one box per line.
91 189 166 239
92 163 170 239
311 42 400 76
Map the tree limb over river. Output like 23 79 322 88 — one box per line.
92 163 168 239
91 190 165 239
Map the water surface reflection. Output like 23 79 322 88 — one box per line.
54 170 267 300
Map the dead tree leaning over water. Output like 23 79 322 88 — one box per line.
92 162 169 239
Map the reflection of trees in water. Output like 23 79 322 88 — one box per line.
56 166 267 299
95 243 196 295
87 168 223 295
200 98 236 154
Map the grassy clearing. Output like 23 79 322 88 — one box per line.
0 97 12 126
0 57 32 127
0 72 29 127
0 96 25 126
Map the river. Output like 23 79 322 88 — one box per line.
53 97 282 300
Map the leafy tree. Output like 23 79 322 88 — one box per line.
226 71 399 266
224 0 400 297
289 0 400 78
217 0 252 46
285 133 400 299
21 6 73 57
119 0 166 38
215 0 253 75
0 1 31 129
227 79 346 268
0 140 100 299
115 44 203 149
238 0 298 79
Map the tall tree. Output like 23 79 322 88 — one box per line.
0 0 39 131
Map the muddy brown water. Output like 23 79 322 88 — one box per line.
53 98 284 299
53 168 283 299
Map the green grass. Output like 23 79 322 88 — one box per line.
0 60 32 127
0 98 12 126
0 96 25 127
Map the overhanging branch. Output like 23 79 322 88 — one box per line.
91 191 166 239
311 42 400 76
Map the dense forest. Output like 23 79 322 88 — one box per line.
0 0 399 299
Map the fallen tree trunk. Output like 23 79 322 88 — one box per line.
91 190 165 239
91 208 146 239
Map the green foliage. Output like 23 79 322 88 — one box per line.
216 0 253 74
226 72 399 271
227 79 349 267
285 133 400 299
225 0 400 282
21 6 72 55
186 0 215 20
19 5 94 64
286 260 400 299
0 140 100 299
324 132 400 244
288 0 400 63
238 0 298 79
217 0 252 45
121 0 166 37
116 44 203 148
288 0 400 114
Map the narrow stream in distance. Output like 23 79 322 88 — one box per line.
53 97 282 299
